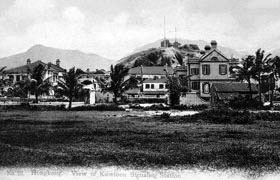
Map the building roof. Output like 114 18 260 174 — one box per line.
212 83 258 93
125 88 141 94
143 78 167 84
5 60 65 74
200 49 229 62
128 66 174 75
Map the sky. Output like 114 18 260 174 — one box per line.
0 0 280 60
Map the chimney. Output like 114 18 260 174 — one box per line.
87 68 90 73
210 40 217 49
56 59 60 67
27 59 31 65
47 62 51 69
204 45 211 53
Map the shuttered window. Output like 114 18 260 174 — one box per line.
219 64 227 75
202 65 210 75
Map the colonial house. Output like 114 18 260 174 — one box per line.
78 69 112 104
210 82 258 105
4 59 65 86
182 40 239 100
125 77 169 103
83 68 110 80
126 66 174 81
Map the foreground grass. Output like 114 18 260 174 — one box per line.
0 110 280 174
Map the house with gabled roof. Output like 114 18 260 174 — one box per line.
124 77 169 103
5 59 66 85
184 40 239 100
127 66 174 80
210 82 258 104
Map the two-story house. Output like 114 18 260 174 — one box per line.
5 59 65 86
183 41 239 99
125 77 168 103
126 66 174 81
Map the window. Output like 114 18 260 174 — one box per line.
191 81 200 90
145 84 150 89
191 68 199 75
202 65 210 75
159 84 164 89
202 82 210 94
151 84 154 89
16 75 20 82
219 64 227 75
211 57 219 61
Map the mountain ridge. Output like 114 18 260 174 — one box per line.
0 44 113 71
132 38 249 59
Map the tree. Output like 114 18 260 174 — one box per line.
28 64 52 103
253 49 272 102
265 56 280 107
0 66 7 91
229 55 255 100
167 76 182 106
57 67 84 109
107 64 138 104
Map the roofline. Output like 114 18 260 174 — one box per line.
200 49 229 62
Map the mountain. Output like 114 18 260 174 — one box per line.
118 47 184 68
271 49 280 56
133 38 248 59
118 38 249 67
0 45 113 71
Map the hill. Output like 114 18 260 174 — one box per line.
133 38 248 59
0 45 113 71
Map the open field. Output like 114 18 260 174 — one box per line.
0 110 280 174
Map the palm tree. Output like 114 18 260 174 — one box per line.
0 66 7 89
167 76 182 106
230 55 255 100
107 64 138 104
253 49 272 102
265 56 280 107
57 67 84 109
29 64 52 103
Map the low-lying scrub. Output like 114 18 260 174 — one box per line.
163 108 255 124
172 104 209 110
70 104 124 111
0 103 66 111
163 108 280 124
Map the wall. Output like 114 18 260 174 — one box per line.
180 92 209 106
143 82 168 92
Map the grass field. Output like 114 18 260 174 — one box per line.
0 110 280 174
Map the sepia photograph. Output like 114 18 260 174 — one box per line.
1 0 280 179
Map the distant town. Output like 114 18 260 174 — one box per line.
0 38 279 109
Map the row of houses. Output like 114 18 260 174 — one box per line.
123 40 243 105
0 40 257 105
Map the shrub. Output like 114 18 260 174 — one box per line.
70 104 124 111
160 112 171 119
172 104 209 111
0 104 66 111
228 97 263 110
163 108 255 124
143 104 170 111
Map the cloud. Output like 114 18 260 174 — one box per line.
0 0 280 61
62 6 85 23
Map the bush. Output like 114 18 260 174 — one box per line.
0 104 66 111
70 104 124 111
162 108 255 124
143 104 170 111
126 98 167 104
160 112 171 119
172 104 209 111
228 97 263 110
